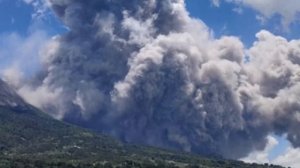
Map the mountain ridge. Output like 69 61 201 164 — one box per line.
0 80 28 109
0 79 285 168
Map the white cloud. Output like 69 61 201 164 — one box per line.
273 147 300 168
226 0 300 28
242 135 300 168
211 0 221 7
232 7 243 14
21 0 51 20
0 31 49 86
22 0 34 4
0 31 60 117
241 136 278 164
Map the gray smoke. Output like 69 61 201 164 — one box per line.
16 0 300 159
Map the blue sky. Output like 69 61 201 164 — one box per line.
1 0 299 46
186 0 300 46
0 0 31 35
0 0 65 35
1 0 300 167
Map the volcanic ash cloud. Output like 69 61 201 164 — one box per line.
16 0 300 159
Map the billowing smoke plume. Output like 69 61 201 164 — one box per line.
17 0 300 159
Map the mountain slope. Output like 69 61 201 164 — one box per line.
0 80 284 168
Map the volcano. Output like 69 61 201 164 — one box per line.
0 79 283 168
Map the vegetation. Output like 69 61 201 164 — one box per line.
0 106 285 168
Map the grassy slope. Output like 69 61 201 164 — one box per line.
0 106 285 168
